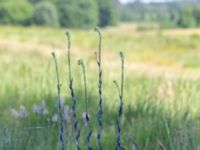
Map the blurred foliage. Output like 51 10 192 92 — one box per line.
176 4 200 28
1 0 200 29
55 0 98 29
32 1 60 27
0 0 119 28
177 7 197 28
97 0 119 27
0 0 33 25
28 0 44 4
120 0 200 29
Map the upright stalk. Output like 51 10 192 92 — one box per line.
52 52 66 150
78 59 89 122
65 32 80 150
94 27 103 150
115 52 124 150
86 129 93 150
78 59 93 150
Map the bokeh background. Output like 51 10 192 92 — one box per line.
1 0 200 149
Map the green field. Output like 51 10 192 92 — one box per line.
1 24 200 149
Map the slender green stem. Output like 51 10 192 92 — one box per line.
78 59 88 114
115 51 125 150
52 52 66 150
66 32 72 81
120 52 124 99
94 27 103 150
65 32 80 150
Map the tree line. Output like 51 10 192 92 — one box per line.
0 0 119 28
120 0 200 28
1 0 200 29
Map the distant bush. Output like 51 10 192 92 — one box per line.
177 7 196 28
32 1 59 27
28 0 42 4
56 0 98 29
97 0 119 27
193 5 200 26
0 0 120 28
0 0 33 25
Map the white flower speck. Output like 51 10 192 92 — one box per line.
82 112 90 126
52 114 58 122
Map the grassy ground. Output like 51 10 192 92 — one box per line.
1 24 200 149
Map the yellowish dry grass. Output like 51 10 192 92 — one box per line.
1 24 200 79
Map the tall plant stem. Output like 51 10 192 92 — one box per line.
52 52 66 150
78 59 89 119
65 32 80 150
94 27 103 150
115 52 124 150
78 59 93 149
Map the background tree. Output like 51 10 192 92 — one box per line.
177 7 196 28
0 0 33 25
194 5 200 26
97 0 119 27
55 0 98 29
32 1 59 27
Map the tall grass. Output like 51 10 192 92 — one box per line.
1 25 200 149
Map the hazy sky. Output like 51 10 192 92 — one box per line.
119 0 175 3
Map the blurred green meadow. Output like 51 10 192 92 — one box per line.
1 24 200 149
